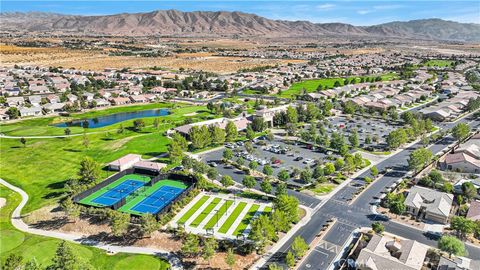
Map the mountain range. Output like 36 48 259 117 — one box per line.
1 10 479 41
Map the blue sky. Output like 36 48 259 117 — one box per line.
1 1 479 25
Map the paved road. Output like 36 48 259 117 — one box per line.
0 178 183 270
262 114 480 270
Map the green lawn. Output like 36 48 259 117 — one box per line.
278 73 398 98
0 103 214 213
177 196 209 224
218 202 247 234
189 198 221 227
233 204 260 236
203 200 233 230
422 59 455 68
0 185 169 270
310 183 336 195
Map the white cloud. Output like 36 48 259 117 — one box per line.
357 10 370 15
316 4 336 10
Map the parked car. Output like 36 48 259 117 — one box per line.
294 156 304 161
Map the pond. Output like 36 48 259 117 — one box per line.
54 108 169 128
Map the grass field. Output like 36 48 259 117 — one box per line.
0 185 169 269
203 200 234 230
422 59 455 68
310 183 336 195
177 196 209 224
218 202 247 234
0 103 214 213
232 204 260 236
278 73 398 98
189 198 222 227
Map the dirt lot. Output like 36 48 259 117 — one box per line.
24 204 258 270
0 44 303 73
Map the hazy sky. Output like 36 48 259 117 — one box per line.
2 1 479 25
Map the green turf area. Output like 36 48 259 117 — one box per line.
218 202 247 234
0 103 214 213
78 174 151 207
0 185 169 269
189 198 222 227
203 200 234 230
422 59 455 68
177 196 209 224
278 73 398 98
118 179 188 215
233 204 260 236
263 206 272 214
310 183 336 195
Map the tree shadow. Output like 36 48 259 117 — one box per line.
29 216 70 230
10 146 21 149
43 191 64 199
63 148 82 153
47 180 67 190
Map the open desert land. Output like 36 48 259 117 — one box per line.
0 44 303 73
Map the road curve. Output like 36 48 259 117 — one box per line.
0 178 183 270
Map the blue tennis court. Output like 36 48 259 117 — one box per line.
92 180 145 206
131 185 185 214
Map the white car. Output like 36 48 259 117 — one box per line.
303 158 314 164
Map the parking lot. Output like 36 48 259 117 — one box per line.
325 115 400 151
198 138 325 208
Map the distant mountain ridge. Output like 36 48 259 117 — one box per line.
1 10 479 41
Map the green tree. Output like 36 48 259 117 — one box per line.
263 165 273 176
291 236 309 259
140 214 159 237
370 166 378 177
286 251 295 269
408 148 433 173
324 162 335 175
24 258 41 270
252 117 266 132
61 197 80 221
243 175 257 189
48 241 92 270
82 133 89 149
268 263 283 270
278 169 290 181
260 179 273 194
20 137 26 147
181 233 200 257
225 248 236 269
223 148 234 160
452 123 470 141
225 121 238 142
6 107 20 119
300 168 313 183
249 215 276 252
249 160 259 171
202 237 218 263
286 106 298 124
211 126 226 145
275 182 288 196
274 195 299 223
111 212 130 237
461 182 477 202
372 222 384 234
117 124 124 134
153 118 160 129
2 254 23 270
221 175 235 188
438 235 466 257
64 127 71 136
271 210 291 232
348 130 359 148
168 139 184 164
77 157 100 185
246 125 255 141
132 119 145 131
450 216 475 239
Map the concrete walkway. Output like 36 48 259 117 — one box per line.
0 178 183 270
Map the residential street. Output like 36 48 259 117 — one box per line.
261 114 480 269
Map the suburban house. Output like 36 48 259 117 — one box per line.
19 106 42 117
356 234 428 270
467 200 480 221
441 134 480 173
174 117 250 136
108 154 142 171
404 186 453 224
255 104 289 127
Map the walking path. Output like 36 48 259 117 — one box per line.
0 178 183 270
